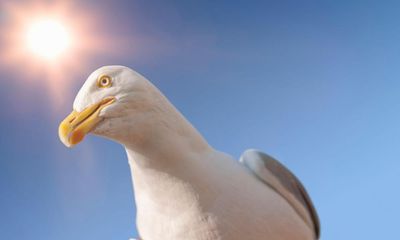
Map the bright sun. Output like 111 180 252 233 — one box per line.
1 1 127 108
26 19 71 59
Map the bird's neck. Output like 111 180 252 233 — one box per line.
123 116 219 232
125 115 210 164
124 125 211 171
121 96 210 183
121 88 212 169
121 100 220 219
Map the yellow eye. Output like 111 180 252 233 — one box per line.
97 75 112 88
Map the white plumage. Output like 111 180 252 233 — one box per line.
59 66 320 240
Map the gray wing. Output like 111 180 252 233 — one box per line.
240 149 320 239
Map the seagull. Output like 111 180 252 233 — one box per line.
59 66 320 240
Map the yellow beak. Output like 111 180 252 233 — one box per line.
58 97 115 147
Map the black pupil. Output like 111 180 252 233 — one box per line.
102 79 108 85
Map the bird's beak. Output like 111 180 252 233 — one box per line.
58 97 116 147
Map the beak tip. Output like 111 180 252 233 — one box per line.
59 137 72 148
58 97 114 149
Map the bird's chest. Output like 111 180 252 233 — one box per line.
136 200 221 240
133 175 222 240
130 156 227 240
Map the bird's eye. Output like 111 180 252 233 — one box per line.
97 75 112 88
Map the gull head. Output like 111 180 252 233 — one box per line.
59 65 166 147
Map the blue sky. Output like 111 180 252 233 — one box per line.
1 0 400 239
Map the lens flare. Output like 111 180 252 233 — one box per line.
0 1 112 108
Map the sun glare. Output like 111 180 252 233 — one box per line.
0 1 97 107
0 1 133 108
26 19 71 59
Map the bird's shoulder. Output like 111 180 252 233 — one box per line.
239 149 320 239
